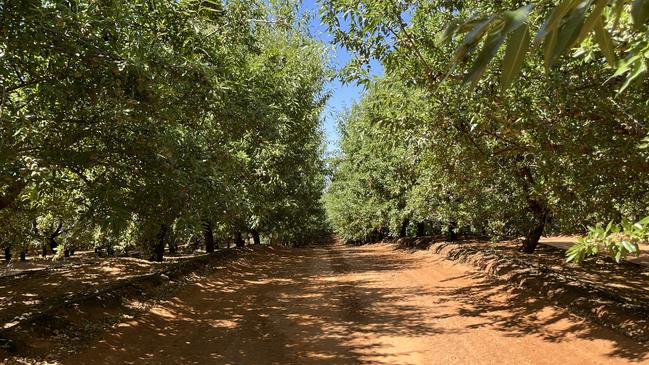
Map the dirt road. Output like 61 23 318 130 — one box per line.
64 242 649 365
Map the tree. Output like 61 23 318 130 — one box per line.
319 0 649 91
1 0 330 261
321 1 648 254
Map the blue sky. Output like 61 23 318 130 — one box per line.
300 0 383 153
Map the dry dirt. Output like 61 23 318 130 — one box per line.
0 253 204 332
50 240 649 365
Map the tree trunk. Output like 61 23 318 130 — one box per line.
520 223 544 253
41 246 47 257
234 231 245 248
515 165 549 253
63 249 70 258
416 222 426 237
399 219 409 238
4 247 11 262
149 224 166 262
447 219 458 242
252 230 261 245
367 230 377 243
378 227 386 241
48 222 63 254
203 220 215 253
19 251 26 261
520 199 549 253
48 236 57 253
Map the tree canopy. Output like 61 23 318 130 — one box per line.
0 0 329 261
321 0 649 261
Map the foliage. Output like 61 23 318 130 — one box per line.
441 0 649 91
319 0 649 91
567 216 649 263
0 0 329 261
321 0 649 260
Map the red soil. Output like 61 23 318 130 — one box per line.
59 241 649 365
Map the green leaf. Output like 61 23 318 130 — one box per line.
566 249 580 263
535 0 576 45
574 0 609 46
612 53 641 78
594 17 617 67
612 0 626 29
638 216 649 225
545 0 591 68
619 58 648 92
457 16 489 33
502 4 534 34
461 17 494 48
621 240 637 253
631 0 649 30
464 29 507 89
446 17 494 78
437 19 461 45
543 30 559 70
501 24 530 91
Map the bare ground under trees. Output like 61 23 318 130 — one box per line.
2 238 649 364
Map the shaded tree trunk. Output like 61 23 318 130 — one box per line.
19 251 26 261
4 247 11 262
416 222 426 237
378 227 387 241
447 219 458 242
252 230 261 245
520 199 550 253
63 249 70 258
41 246 47 257
516 165 550 254
234 231 245 248
399 219 409 238
203 220 215 253
149 224 166 262
48 237 57 253
47 222 63 254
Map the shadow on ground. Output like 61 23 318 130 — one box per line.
45 242 649 364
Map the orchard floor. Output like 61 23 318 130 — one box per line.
56 240 647 365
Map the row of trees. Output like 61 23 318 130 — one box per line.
0 0 329 261
321 0 649 259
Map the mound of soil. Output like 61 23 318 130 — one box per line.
0 248 247 361
394 237 649 342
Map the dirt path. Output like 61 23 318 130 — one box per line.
63 241 649 365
